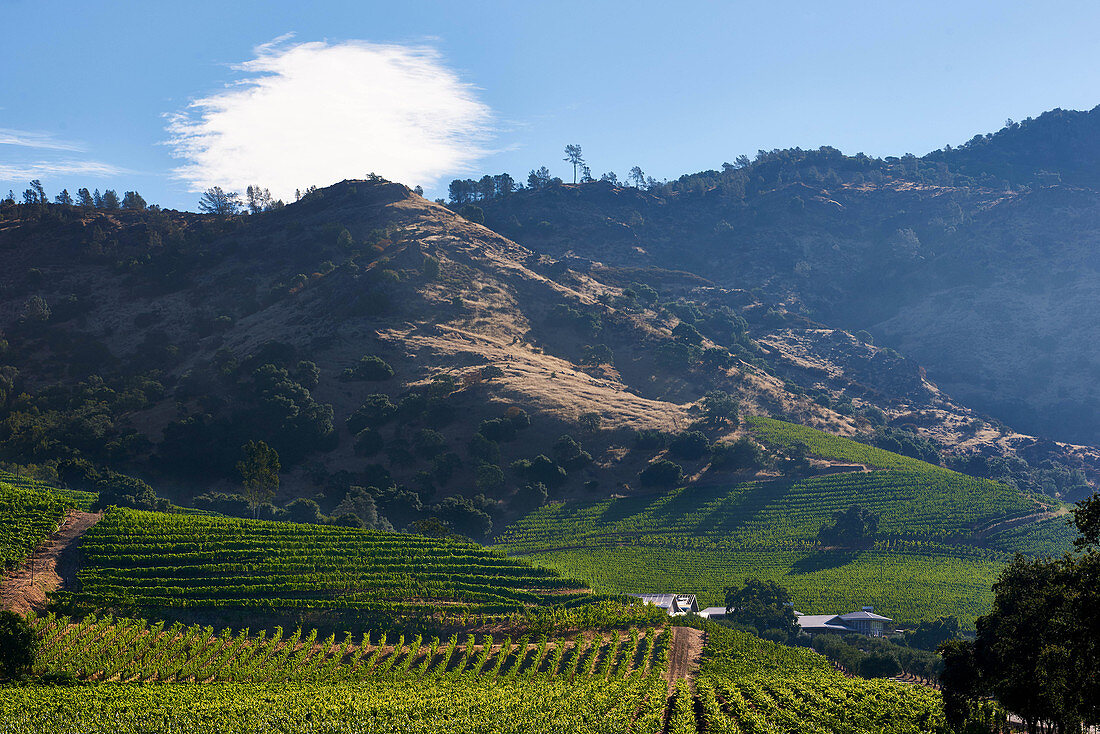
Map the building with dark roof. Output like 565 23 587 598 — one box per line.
794 606 894 637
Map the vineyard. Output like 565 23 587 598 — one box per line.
0 616 953 733
0 476 94 575
521 546 1004 626
495 420 1068 627
690 622 946 734
24 611 664 683
0 677 668 734
55 507 617 621
496 471 1035 553
746 417 946 473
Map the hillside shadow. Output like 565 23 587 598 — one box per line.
597 495 654 525
790 550 863 574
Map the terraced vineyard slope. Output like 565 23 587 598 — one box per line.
496 419 1075 626
51 507 625 626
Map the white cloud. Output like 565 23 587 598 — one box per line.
0 128 84 152
165 39 493 199
0 160 126 182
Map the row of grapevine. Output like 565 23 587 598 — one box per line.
28 612 663 684
0 676 665 734
0 484 69 572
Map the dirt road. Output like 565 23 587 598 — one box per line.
665 626 704 683
0 510 102 615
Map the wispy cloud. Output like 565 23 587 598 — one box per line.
0 160 127 182
164 39 493 199
0 128 84 152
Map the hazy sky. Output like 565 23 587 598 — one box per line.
3 0 1099 209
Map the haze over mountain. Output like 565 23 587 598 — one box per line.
476 106 1100 449
1 107 1098 533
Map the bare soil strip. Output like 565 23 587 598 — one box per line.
665 626 704 683
0 510 102 615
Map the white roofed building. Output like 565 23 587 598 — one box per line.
629 593 699 615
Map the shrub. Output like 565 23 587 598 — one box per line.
0 611 38 679
192 492 250 517
672 322 703 344
639 460 682 488
515 482 549 511
353 428 384 457
433 496 491 538
710 437 768 471
341 356 394 381
578 412 602 432
459 204 485 224
413 429 447 458
94 473 170 512
480 417 522 443
285 498 325 524
481 365 504 380
700 390 740 426
331 513 364 528
467 433 501 463
669 431 711 460
475 463 505 493
634 429 667 450
512 455 567 487
552 434 592 470
346 394 397 434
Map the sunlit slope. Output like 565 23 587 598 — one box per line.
0 473 95 572
495 419 1073 625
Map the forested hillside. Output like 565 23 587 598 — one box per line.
476 106 1100 449
1 171 1094 539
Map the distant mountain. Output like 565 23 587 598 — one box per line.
474 108 1100 449
0 171 1095 534
924 105 1100 188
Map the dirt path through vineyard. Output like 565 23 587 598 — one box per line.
0 510 102 615
665 627 704 683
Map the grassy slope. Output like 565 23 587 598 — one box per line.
495 419 1074 627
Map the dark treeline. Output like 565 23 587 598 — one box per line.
939 493 1100 733
2 180 153 213
447 110 1091 209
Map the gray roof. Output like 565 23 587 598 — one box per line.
628 593 697 614
795 614 853 632
699 607 726 617
630 593 679 607
838 610 893 622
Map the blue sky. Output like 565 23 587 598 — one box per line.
2 0 1099 210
